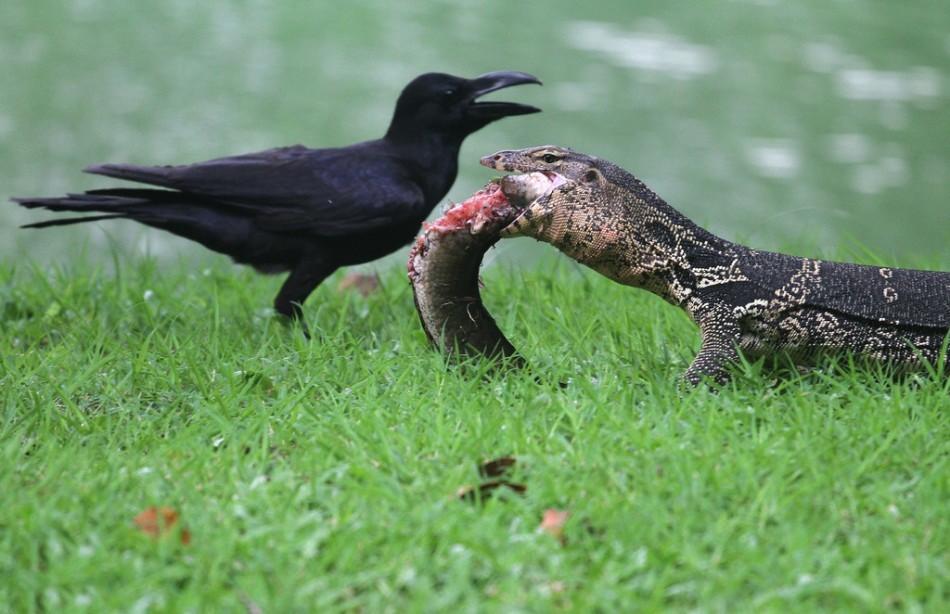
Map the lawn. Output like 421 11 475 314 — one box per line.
1 256 947 611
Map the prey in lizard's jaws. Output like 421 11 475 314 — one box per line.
498 171 567 235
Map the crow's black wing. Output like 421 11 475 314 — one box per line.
84 142 429 237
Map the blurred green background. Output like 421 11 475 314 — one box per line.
2 0 947 270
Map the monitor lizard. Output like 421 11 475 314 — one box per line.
481 146 950 385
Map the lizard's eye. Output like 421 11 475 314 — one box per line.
541 154 559 164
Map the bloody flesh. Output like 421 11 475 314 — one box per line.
407 183 513 275
408 182 525 366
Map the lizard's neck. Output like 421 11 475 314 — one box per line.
569 200 738 310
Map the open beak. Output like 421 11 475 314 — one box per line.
465 71 542 119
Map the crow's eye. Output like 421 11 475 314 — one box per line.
541 154 559 163
442 88 458 100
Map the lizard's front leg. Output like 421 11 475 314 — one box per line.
683 316 742 387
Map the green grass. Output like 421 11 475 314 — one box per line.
1 256 947 612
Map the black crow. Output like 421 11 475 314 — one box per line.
13 71 541 331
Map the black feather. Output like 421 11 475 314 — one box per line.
11 71 542 325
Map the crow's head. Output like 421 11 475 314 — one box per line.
386 71 541 140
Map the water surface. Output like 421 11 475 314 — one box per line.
2 0 947 270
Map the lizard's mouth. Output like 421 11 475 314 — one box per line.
498 170 566 230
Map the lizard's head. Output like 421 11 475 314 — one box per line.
480 145 595 182
480 145 611 241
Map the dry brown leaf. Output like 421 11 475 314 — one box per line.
477 455 517 479
456 480 527 502
539 509 570 543
457 456 526 502
337 273 380 297
134 506 191 545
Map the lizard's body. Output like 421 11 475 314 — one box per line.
482 146 950 385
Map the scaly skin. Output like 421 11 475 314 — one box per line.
408 175 562 367
481 146 950 385
407 183 522 365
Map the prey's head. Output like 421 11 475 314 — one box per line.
480 146 613 240
386 71 541 140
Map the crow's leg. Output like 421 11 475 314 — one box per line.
274 253 338 338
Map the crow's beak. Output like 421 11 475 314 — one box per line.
465 71 542 118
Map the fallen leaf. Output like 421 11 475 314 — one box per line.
457 480 527 502
457 456 526 503
539 509 570 543
337 273 380 297
134 506 191 545
477 455 517 479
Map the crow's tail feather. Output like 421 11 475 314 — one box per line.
21 214 127 229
